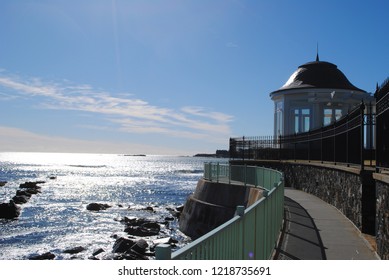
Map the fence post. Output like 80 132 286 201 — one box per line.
216 163 220 183
360 102 365 171
155 244 172 260
229 164 231 184
244 164 247 187
236 205 245 217
333 120 336 165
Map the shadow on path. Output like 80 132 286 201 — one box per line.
273 197 327 260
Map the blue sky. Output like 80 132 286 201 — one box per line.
0 0 388 155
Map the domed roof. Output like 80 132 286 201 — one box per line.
271 58 365 94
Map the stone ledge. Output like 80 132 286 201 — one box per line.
373 173 389 185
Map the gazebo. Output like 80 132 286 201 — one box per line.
270 55 374 137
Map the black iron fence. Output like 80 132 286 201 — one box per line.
230 103 376 170
376 79 389 169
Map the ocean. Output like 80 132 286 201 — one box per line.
0 152 226 260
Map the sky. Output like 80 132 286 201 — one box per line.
0 0 388 155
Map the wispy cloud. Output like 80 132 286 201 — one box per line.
0 73 234 144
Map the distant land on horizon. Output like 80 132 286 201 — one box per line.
193 150 229 158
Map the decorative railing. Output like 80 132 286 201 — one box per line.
203 162 282 191
155 163 284 260
230 103 376 170
375 81 389 170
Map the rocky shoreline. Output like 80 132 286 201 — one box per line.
1 179 189 260
0 180 48 219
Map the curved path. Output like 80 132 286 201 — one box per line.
274 188 379 260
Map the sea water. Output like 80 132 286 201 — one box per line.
0 152 226 260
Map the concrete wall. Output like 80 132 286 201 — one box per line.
179 179 263 240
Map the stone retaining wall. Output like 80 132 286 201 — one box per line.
231 160 370 232
374 174 389 260
284 163 364 231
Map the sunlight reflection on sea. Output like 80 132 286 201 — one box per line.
0 152 226 260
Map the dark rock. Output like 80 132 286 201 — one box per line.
12 195 30 204
25 188 41 195
124 225 160 237
49 176 57 180
86 203 111 211
120 217 149 226
19 181 45 189
92 248 105 256
0 200 21 219
142 222 161 231
112 237 136 254
167 207 182 218
16 190 33 197
63 246 86 254
124 250 150 260
176 205 184 212
113 253 143 260
165 216 175 221
143 206 155 212
29 252 55 260
0 181 7 187
131 239 148 254
151 237 178 251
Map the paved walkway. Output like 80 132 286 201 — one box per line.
273 188 379 260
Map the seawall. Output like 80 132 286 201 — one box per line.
179 178 263 239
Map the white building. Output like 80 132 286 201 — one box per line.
270 55 374 137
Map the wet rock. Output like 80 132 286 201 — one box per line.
92 248 105 256
143 206 155 212
152 237 174 246
131 239 148 254
113 253 146 260
166 206 182 218
49 176 57 180
120 217 148 226
142 222 161 231
63 246 86 254
16 190 33 197
124 226 153 237
0 200 21 219
165 216 175 221
24 188 41 195
86 203 111 211
19 181 45 189
124 222 161 237
151 237 178 251
12 195 30 204
0 181 7 187
29 252 55 260
125 250 150 260
112 237 136 254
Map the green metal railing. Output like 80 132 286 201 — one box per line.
203 162 283 191
156 163 284 260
